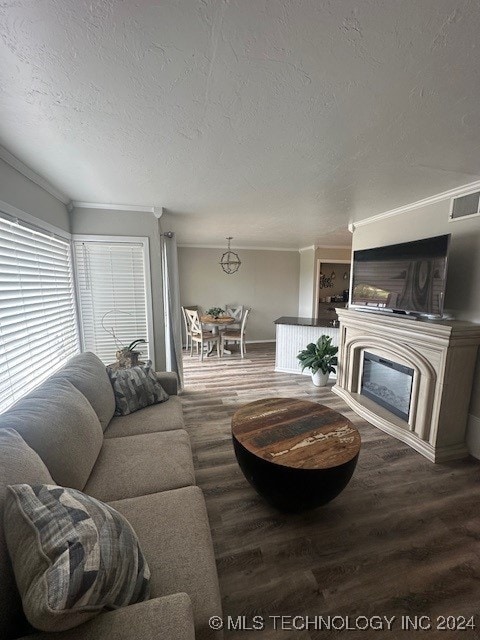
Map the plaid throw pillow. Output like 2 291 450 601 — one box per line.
4 484 150 632
107 360 169 416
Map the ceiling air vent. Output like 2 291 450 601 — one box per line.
449 191 480 221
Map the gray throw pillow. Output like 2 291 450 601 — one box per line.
0 430 55 639
107 360 169 416
4 484 150 632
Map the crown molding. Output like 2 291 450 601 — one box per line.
315 244 352 250
177 243 299 252
71 201 158 213
351 178 480 230
298 244 315 252
0 145 70 205
0 199 71 239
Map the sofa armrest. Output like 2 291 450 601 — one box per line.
156 371 179 395
23 594 194 640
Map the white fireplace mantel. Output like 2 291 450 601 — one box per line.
332 308 480 462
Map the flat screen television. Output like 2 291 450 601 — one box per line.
351 234 451 317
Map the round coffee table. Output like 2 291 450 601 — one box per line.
231 398 361 512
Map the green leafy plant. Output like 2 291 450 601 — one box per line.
297 335 338 375
206 307 224 319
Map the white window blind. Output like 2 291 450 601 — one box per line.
0 215 79 413
73 240 151 365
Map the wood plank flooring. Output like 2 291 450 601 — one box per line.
181 344 480 639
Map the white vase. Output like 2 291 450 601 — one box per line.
311 370 329 387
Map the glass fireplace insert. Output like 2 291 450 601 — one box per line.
361 352 414 421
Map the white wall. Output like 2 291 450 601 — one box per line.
352 199 480 453
178 247 299 342
298 247 315 317
0 158 70 232
70 208 166 368
315 246 352 263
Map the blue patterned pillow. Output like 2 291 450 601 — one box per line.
4 484 150 632
107 360 169 416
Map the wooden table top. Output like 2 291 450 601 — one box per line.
231 398 360 470
200 315 235 325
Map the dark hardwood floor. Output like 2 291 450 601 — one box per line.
181 343 480 639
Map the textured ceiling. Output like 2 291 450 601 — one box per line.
1 0 480 248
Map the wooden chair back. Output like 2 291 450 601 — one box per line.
185 308 202 335
225 304 244 324
182 305 200 347
239 308 250 336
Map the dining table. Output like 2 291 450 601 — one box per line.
200 314 236 355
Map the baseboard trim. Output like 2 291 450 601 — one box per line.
274 366 338 381
275 366 309 375
466 413 480 460
245 339 276 344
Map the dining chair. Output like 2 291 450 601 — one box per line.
181 305 199 351
221 308 250 358
225 304 244 330
185 308 221 361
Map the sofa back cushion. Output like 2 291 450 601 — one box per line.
52 352 115 431
0 429 54 639
0 378 103 490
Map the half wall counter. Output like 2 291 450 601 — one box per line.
274 316 340 375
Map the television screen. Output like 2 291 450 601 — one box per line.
351 234 450 316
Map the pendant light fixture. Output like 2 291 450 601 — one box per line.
220 237 241 274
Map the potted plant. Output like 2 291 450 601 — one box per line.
116 339 147 368
297 335 338 387
205 307 224 319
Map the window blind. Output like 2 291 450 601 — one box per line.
0 216 79 413
73 240 151 365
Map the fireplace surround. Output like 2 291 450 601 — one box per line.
333 308 480 462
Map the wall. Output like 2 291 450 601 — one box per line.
0 158 70 232
70 208 165 368
178 247 299 342
318 262 350 298
315 246 352 263
314 246 352 315
298 247 315 317
352 199 480 455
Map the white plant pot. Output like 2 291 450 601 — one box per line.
311 370 330 387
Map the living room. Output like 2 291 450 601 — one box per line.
1 1 480 639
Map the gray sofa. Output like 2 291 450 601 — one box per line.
0 352 222 640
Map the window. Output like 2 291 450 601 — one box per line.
0 214 79 413
73 237 153 366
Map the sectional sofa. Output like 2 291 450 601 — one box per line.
0 352 222 640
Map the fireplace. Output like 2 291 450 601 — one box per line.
361 352 414 421
332 308 480 462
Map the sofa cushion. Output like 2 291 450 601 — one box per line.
0 378 103 490
108 361 169 416
104 396 185 438
84 430 195 502
155 371 179 396
23 594 195 640
52 352 115 431
4 484 150 632
0 430 54 640
110 487 222 640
